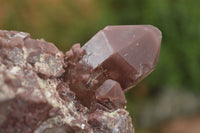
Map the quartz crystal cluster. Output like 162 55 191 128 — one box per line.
0 25 162 133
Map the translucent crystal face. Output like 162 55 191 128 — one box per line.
82 25 162 90
95 79 127 110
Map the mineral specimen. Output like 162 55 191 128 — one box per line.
0 25 162 133
82 25 162 91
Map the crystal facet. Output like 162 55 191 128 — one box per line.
82 25 162 90
95 79 127 110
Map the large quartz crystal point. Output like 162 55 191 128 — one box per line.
82 25 162 91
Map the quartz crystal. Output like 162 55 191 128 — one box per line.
82 25 162 90
94 79 127 111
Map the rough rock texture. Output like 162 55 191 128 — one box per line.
0 25 161 133
0 30 134 133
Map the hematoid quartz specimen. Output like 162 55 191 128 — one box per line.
0 25 162 133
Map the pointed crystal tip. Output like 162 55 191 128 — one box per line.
83 25 162 90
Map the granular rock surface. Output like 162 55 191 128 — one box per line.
0 30 134 133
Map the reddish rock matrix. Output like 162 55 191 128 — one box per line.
0 25 162 133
